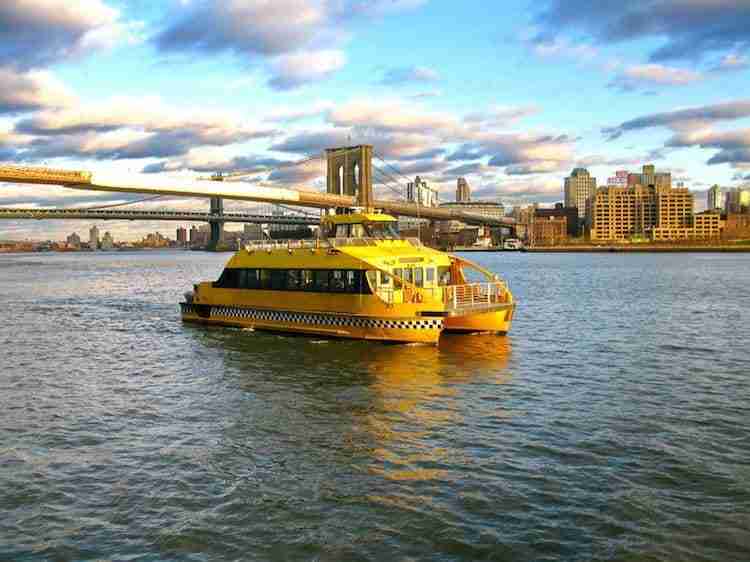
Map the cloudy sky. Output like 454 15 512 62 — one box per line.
1 0 749 240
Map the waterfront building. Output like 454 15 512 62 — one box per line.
707 185 724 211
142 232 170 248
66 232 81 248
406 176 438 207
725 188 750 214
627 164 671 189
564 168 597 220
438 200 505 233
101 231 115 250
689 212 723 240
723 213 750 239
456 177 471 203
512 205 536 241
89 225 99 250
607 170 628 187
534 203 579 237
529 216 567 247
591 183 722 242
176 227 187 245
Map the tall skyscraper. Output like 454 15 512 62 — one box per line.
89 225 99 250
406 175 438 207
456 177 471 202
564 168 597 219
707 185 723 210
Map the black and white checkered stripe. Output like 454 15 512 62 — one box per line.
181 303 442 330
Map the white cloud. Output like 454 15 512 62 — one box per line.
268 50 346 90
0 67 76 114
0 0 126 67
610 63 703 91
328 98 458 134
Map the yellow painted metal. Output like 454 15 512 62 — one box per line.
444 307 514 334
322 212 397 224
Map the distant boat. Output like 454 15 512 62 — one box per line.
503 238 523 251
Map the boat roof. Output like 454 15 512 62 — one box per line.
322 212 397 224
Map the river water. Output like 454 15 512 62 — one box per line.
1 250 749 561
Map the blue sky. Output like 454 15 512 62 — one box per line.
1 0 749 239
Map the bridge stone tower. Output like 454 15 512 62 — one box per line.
208 196 223 251
325 145 373 210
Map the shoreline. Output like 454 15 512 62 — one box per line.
528 245 750 253
447 244 750 253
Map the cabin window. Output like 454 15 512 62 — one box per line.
259 269 272 290
330 270 346 292
245 269 260 289
404 268 414 284
238 269 249 289
364 222 399 239
350 224 366 238
345 270 358 293
286 269 301 290
301 269 314 291
335 224 350 238
271 269 286 290
379 271 391 285
393 268 403 282
438 266 451 286
414 268 424 287
218 268 371 294
313 270 329 292
425 268 435 284
214 268 240 289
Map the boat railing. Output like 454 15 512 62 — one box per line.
443 281 509 311
244 236 422 252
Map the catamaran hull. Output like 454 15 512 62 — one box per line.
181 303 443 344
443 305 514 334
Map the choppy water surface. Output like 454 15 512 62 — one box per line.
1 250 749 561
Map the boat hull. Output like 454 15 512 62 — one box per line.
443 305 514 334
181 303 442 344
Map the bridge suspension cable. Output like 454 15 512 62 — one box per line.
205 152 324 183
373 150 415 185
79 195 165 210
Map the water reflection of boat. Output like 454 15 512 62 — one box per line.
359 336 512 483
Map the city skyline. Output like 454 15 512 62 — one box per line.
0 1 749 239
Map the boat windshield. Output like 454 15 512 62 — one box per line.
364 222 400 239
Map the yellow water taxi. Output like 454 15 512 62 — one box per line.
181 211 514 344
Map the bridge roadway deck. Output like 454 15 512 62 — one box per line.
0 208 319 225
0 165 516 229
